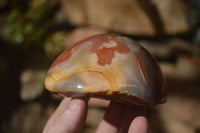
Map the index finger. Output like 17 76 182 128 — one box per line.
43 97 88 133
96 101 147 133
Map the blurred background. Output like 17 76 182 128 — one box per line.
0 0 200 133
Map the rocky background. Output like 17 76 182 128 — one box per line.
0 0 200 133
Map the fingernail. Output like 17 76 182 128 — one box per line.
69 99 77 110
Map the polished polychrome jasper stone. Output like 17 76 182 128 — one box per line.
45 34 167 106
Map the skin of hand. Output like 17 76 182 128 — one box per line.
43 98 148 133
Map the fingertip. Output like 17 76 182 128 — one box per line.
96 102 125 133
45 98 88 133
43 97 71 133
69 98 88 111
128 116 148 133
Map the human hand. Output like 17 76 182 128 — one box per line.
43 98 148 133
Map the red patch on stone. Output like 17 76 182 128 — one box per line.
115 40 130 53
50 47 73 69
49 42 83 69
90 35 110 52
89 34 131 66
96 47 115 66
50 34 131 68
